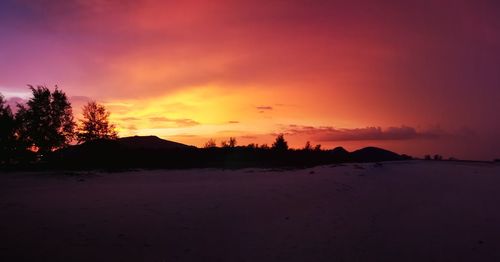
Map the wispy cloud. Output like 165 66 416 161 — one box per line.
119 117 141 121
256 106 273 113
149 117 199 127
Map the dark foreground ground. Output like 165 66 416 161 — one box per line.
1 161 500 261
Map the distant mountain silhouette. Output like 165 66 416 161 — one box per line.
350 147 406 162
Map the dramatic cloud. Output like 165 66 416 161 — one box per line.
283 125 444 141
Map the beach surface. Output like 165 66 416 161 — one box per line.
1 161 500 261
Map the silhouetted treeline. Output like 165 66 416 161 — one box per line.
35 135 409 171
0 86 117 166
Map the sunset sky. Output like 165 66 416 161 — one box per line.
1 0 499 160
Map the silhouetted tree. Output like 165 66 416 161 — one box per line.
303 141 312 151
272 134 288 151
77 101 117 143
228 137 237 148
16 85 75 156
314 144 322 151
221 137 237 148
0 94 17 164
204 138 217 148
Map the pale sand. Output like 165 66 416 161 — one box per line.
1 161 500 261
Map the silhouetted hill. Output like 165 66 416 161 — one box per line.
53 136 192 157
350 147 406 162
331 146 349 155
328 146 350 162
47 136 195 169
330 146 349 156
118 136 194 149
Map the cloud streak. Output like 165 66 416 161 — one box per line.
148 117 199 127
115 116 200 129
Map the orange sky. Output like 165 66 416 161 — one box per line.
1 0 500 160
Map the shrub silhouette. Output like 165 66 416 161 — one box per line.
204 138 217 148
77 101 117 143
246 143 257 149
221 137 237 148
433 154 443 161
228 137 237 148
16 85 75 156
260 143 269 150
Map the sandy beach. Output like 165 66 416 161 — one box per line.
1 161 500 261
